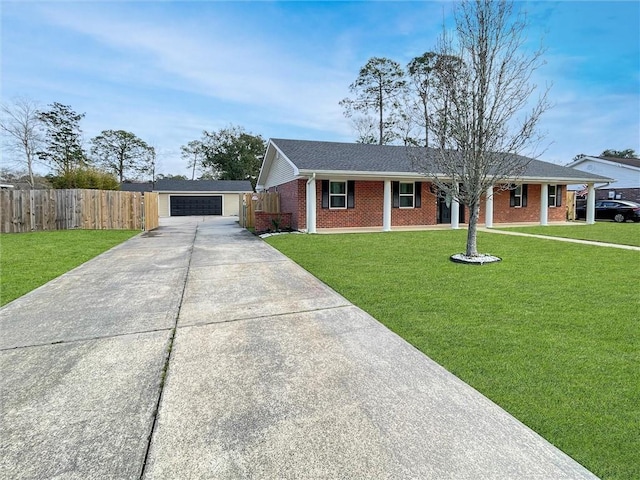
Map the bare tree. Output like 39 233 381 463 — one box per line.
419 0 550 258
1 97 43 187
340 57 407 145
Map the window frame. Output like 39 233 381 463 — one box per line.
399 182 415 209
328 180 347 210
513 185 523 208
548 184 563 207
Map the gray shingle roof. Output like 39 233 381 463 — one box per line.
155 179 252 192
270 139 612 182
120 180 252 192
120 182 154 192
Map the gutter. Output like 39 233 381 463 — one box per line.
306 172 316 185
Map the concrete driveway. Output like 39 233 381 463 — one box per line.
1 217 597 479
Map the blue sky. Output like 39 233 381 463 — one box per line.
2 1 639 177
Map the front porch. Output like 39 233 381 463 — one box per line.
315 221 582 234
304 178 598 233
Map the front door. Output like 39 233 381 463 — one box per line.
437 195 465 224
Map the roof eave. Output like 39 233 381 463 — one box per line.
298 169 613 184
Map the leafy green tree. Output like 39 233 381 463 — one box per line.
37 103 87 176
405 52 439 147
200 126 265 189
156 173 188 180
340 57 407 145
600 149 636 158
90 130 154 182
46 168 119 190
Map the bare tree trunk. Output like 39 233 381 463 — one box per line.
378 84 384 145
466 201 480 256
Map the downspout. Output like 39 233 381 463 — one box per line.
306 173 317 233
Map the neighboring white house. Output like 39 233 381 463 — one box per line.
565 156 640 202
120 179 253 217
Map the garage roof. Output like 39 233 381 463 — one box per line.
120 180 252 192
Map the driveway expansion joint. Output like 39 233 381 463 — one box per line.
138 222 198 479
177 303 355 330
0 326 176 352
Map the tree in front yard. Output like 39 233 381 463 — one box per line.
419 0 550 258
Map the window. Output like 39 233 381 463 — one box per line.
321 180 354 209
399 182 414 208
513 185 523 207
329 181 346 209
509 184 528 208
392 181 421 208
548 185 562 207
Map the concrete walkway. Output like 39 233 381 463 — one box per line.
479 226 640 250
1 217 597 479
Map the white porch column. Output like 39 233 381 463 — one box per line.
485 185 494 228
451 197 460 229
540 183 549 226
586 183 596 224
306 177 316 233
383 180 392 232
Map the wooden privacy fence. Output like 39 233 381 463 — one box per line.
0 189 159 233
239 192 280 229
566 190 576 221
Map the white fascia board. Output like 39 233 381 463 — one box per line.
298 169 434 181
256 141 276 186
567 156 640 172
517 175 614 184
257 140 300 186
297 170 612 184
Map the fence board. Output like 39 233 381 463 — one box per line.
241 192 280 229
0 189 159 233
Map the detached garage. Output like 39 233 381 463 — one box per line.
120 179 252 217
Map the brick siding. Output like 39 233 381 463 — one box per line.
596 188 640 203
491 185 566 223
269 179 306 230
272 180 568 230
255 212 292 233
315 181 438 228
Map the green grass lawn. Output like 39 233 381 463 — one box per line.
0 229 140 306
266 230 639 480
499 222 640 247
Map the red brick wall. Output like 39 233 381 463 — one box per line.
597 188 640 203
255 212 292 232
272 180 567 230
270 179 306 230
316 181 438 228
491 184 566 223
392 182 438 226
